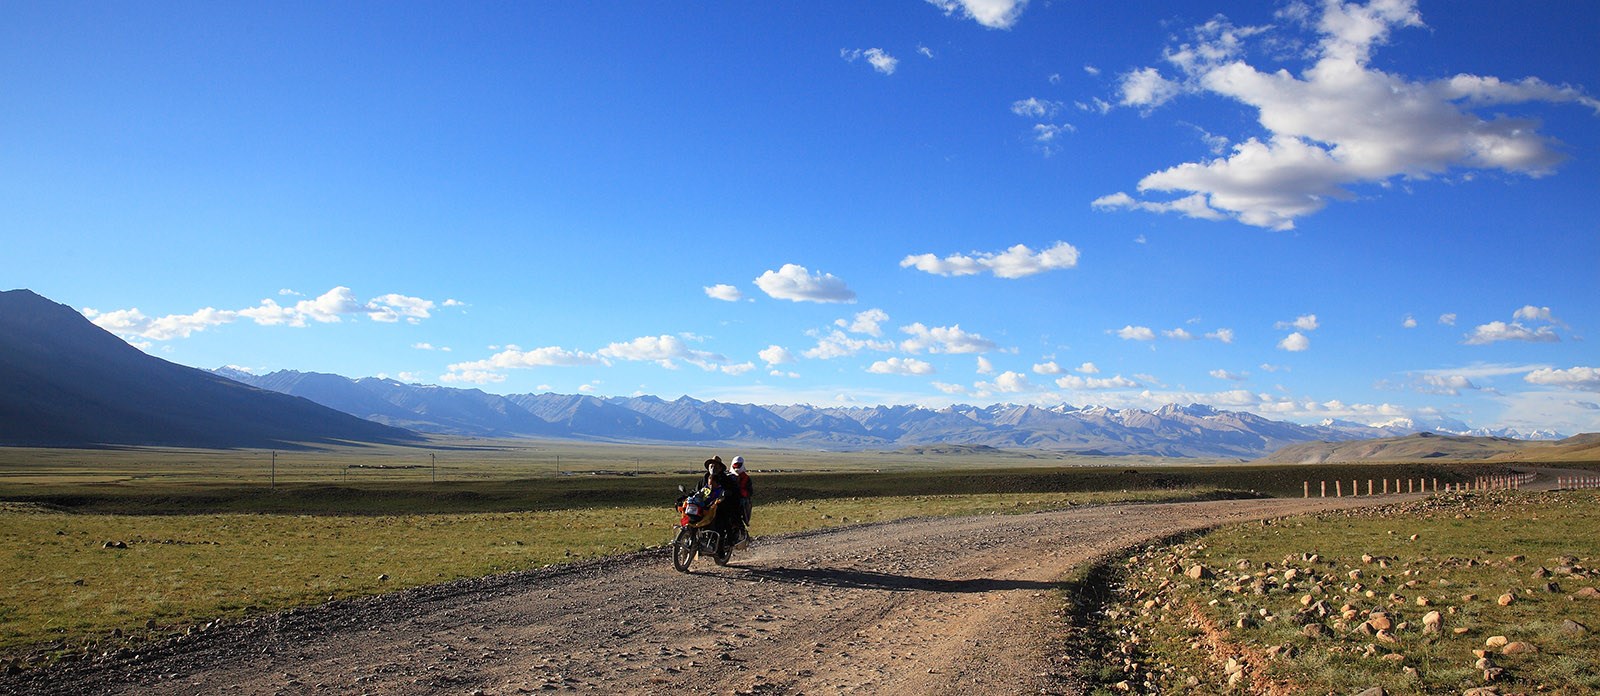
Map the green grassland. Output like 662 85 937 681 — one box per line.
1076 490 1600 695
0 440 1557 668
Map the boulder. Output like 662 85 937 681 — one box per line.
1187 565 1212 580
1501 641 1538 656
1422 611 1442 633
1559 619 1589 637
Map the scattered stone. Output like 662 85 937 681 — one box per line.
1303 624 1330 639
1367 614 1393 631
1558 619 1588 637
1574 587 1600 600
102 541 127 549
1462 687 1500 696
1353 688 1386 696
1462 593 1479 602
1501 641 1538 656
377 574 389 582
1507 555 1526 563
1485 636 1508 649
1496 593 1515 606
1422 611 1442 633
1187 565 1212 580
1483 667 1505 683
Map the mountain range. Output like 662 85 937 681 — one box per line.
0 289 420 449
208 367 1566 458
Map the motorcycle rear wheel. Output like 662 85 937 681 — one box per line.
672 527 697 573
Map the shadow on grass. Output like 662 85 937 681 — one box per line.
729 565 1065 593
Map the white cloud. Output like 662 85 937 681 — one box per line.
442 299 466 308
836 308 889 336
933 381 969 395
1259 363 1290 373
1097 1 1600 230
758 345 794 366
1524 366 1600 392
599 334 730 371
1275 314 1319 331
770 369 801 379
1463 321 1560 345
802 329 896 360
1210 369 1248 381
1163 328 1194 340
365 293 435 324
976 356 995 375
705 284 744 302
277 288 300 296
85 286 446 341
989 371 1032 393
1056 374 1139 390
925 0 1028 29
1416 373 1481 396
1077 362 1100 374
1205 328 1235 343
1011 97 1063 118
1032 123 1072 145
899 323 999 354
841 48 898 75
720 362 757 376
439 369 506 385
1278 332 1311 351
867 357 936 376
1402 315 1418 328
754 264 857 303
1115 325 1156 341
1118 67 1181 108
1032 361 1063 375
1083 65 1100 77
918 45 934 59
1438 313 1457 326
1512 305 1558 323
900 241 1080 279
413 342 437 351
1092 192 1228 221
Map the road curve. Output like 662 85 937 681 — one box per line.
8 494 1415 696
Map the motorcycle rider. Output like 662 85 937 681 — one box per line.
698 458 745 545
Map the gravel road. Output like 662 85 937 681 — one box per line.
5 494 1412 696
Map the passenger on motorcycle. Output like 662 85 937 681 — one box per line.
730 456 753 526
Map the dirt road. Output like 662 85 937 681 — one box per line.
7 494 1412 696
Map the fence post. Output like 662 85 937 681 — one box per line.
1337 480 1343 497
1304 481 1309 498
1321 481 1327 497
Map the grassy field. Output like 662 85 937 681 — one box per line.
0 441 1562 669
1074 490 1600 695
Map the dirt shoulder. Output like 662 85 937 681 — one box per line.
3 496 1388 696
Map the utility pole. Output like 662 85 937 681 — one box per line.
431 453 437 484
271 450 277 489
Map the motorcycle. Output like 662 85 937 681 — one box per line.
672 484 735 572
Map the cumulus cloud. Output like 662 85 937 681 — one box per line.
1032 361 1063 375
1011 97 1063 118
1210 369 1248 381
1438 313 1457 326
1119 67 1181 108
1205 328 1235 343
1163 328 1194 340
443 345 604 383
1402 315 1418 328
1464 321 1560 345
836 309 889 336
841 48 898 75
933 381 969 395
1094 0 1600 230
925 0 1028 29
899 323 999 354
1278 332 1311 351
84 286 451 341
705 284 744 302
867 357 936 376
1275 314 1320 331
759 345 794 366
1056 374 1139 390
1115 325 1156 341
1077 362 1100 374
988 371 1033 393
802 329 895 360
976 356 995 374
755 264 856 303
1512 305 1559 323
1417 373 1480 396
900 241 1080 279
598 334 731 371
1525 366 1600 392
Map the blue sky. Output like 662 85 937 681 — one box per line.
4 0 1597 434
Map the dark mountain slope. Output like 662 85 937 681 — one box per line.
0 289 419 448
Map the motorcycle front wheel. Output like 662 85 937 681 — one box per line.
672 527 697 573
